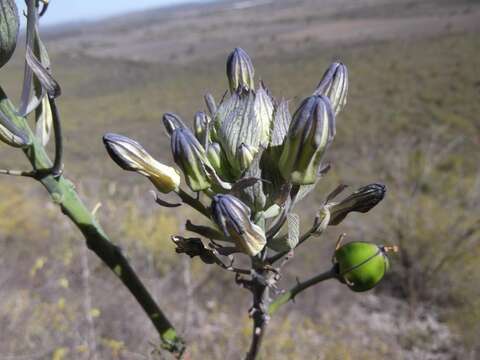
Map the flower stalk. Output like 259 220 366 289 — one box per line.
0 1 185 356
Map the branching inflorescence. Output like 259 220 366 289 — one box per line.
0 1 398 359
103 47 398 358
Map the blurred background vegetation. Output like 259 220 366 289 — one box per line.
0 0 479 359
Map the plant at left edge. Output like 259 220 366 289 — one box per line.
0 0 185 357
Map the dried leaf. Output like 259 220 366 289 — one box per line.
35 95 52 145
26 46 61 98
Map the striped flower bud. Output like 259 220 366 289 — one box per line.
0 108 30 148
207 142 222 171
237 143 256 171
206 142 233 180
204 93 217 116
0 87 31 147
212 194 266 256
329 184 386 225
171 127 211 191
314 62 348 116
0 125 29 148
226 48 255 94
103 133 180 193
216 85 273 176
279 95 335 185
334 241 394 292
162 112 186 136
193 111 209 146
0 0 19 68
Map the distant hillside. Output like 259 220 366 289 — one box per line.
42 0 480 64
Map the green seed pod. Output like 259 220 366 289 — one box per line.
334 241 393 292
0 0 19 68
329 184 386 225
279 95 335 185
171 127 211 191
212 194 266 256
314 62 348 116
226 47 255 94
103 133 180 193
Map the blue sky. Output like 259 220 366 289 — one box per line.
15 0 212 25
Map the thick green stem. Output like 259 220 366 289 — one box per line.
41 175 184 354
268 268 337 316
2 92 186 355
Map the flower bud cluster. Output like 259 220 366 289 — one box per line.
103 46 395 279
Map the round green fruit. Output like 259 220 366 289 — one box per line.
0 0 19 68
334 241 389 292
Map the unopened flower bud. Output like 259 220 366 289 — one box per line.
226 47 255 94
193 111 209 145
237 143 256 171
217 85 272 177
207 142 222 170
103 133 180 193
314 62 348 116
334 241 393 292
171 127 211 191
162 112 186 136
0 109 30 147
279 95 335 185
254 85 274 147
329 184 386 225
204 93 217 116
0 0 19 68
212 194 266 256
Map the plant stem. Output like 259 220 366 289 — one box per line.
177 188 210 218
2 92 186 355
48 97 63 176
268 268 337 316
245 269 270 360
